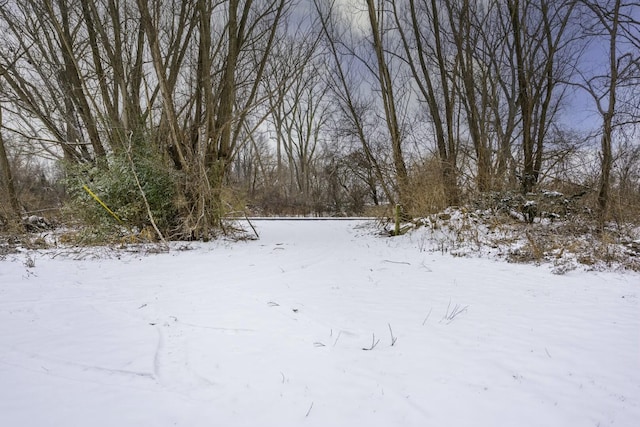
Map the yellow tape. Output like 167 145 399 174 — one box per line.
82 184 123 223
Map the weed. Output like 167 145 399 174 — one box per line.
362 333 380 351
440 298 468 324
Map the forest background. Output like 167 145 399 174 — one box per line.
0 0 638 250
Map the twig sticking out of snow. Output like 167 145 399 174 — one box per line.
362 333 380 351
388 323 397 346
440 298 468 324
422 307 433 325
383 259 411 265
333 330 343 347
305 402 314 417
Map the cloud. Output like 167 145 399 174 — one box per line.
333 0 369 35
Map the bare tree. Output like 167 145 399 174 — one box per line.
0 0 295 237
0 102 21 223
0 0 92 162
480 4 521 191
193 0 288 234
365 0 411 212
0 16 23 223
136 0 194 171
507 0 577 194
264 28 319 185
314 0 396 207
574 0 640 225
262 20 330 211
283 60 331 207
393 0 461 205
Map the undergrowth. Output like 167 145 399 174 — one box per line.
398 206 640 274
62 146 179 243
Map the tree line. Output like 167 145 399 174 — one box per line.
0 0 638 239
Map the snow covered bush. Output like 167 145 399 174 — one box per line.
402 206 640 273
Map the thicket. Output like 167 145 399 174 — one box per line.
60 145 179 242
0 0 638 261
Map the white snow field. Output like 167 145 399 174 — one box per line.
0 220 638 427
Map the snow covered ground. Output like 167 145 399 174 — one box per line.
0 220 638 426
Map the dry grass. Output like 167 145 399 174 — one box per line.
405 157 449 217
406 205 640 273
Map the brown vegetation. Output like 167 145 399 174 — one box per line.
0 0 637 253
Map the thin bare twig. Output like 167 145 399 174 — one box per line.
126 132 168 248
440 298 468 324
383 259 411 265
362 333 380 351
422 307 433 325
388 323 397 346
333 330 343 347
305 402 314 417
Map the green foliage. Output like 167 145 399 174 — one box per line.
63 146 179 238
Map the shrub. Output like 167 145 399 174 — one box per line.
63 146 179 240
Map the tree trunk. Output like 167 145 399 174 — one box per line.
0 104 21 222
598 116 613 224
396 0 460 206
53 0 107 160
597 0 620 226
136 0 188 171
508 0 534 194
366 0 410 212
